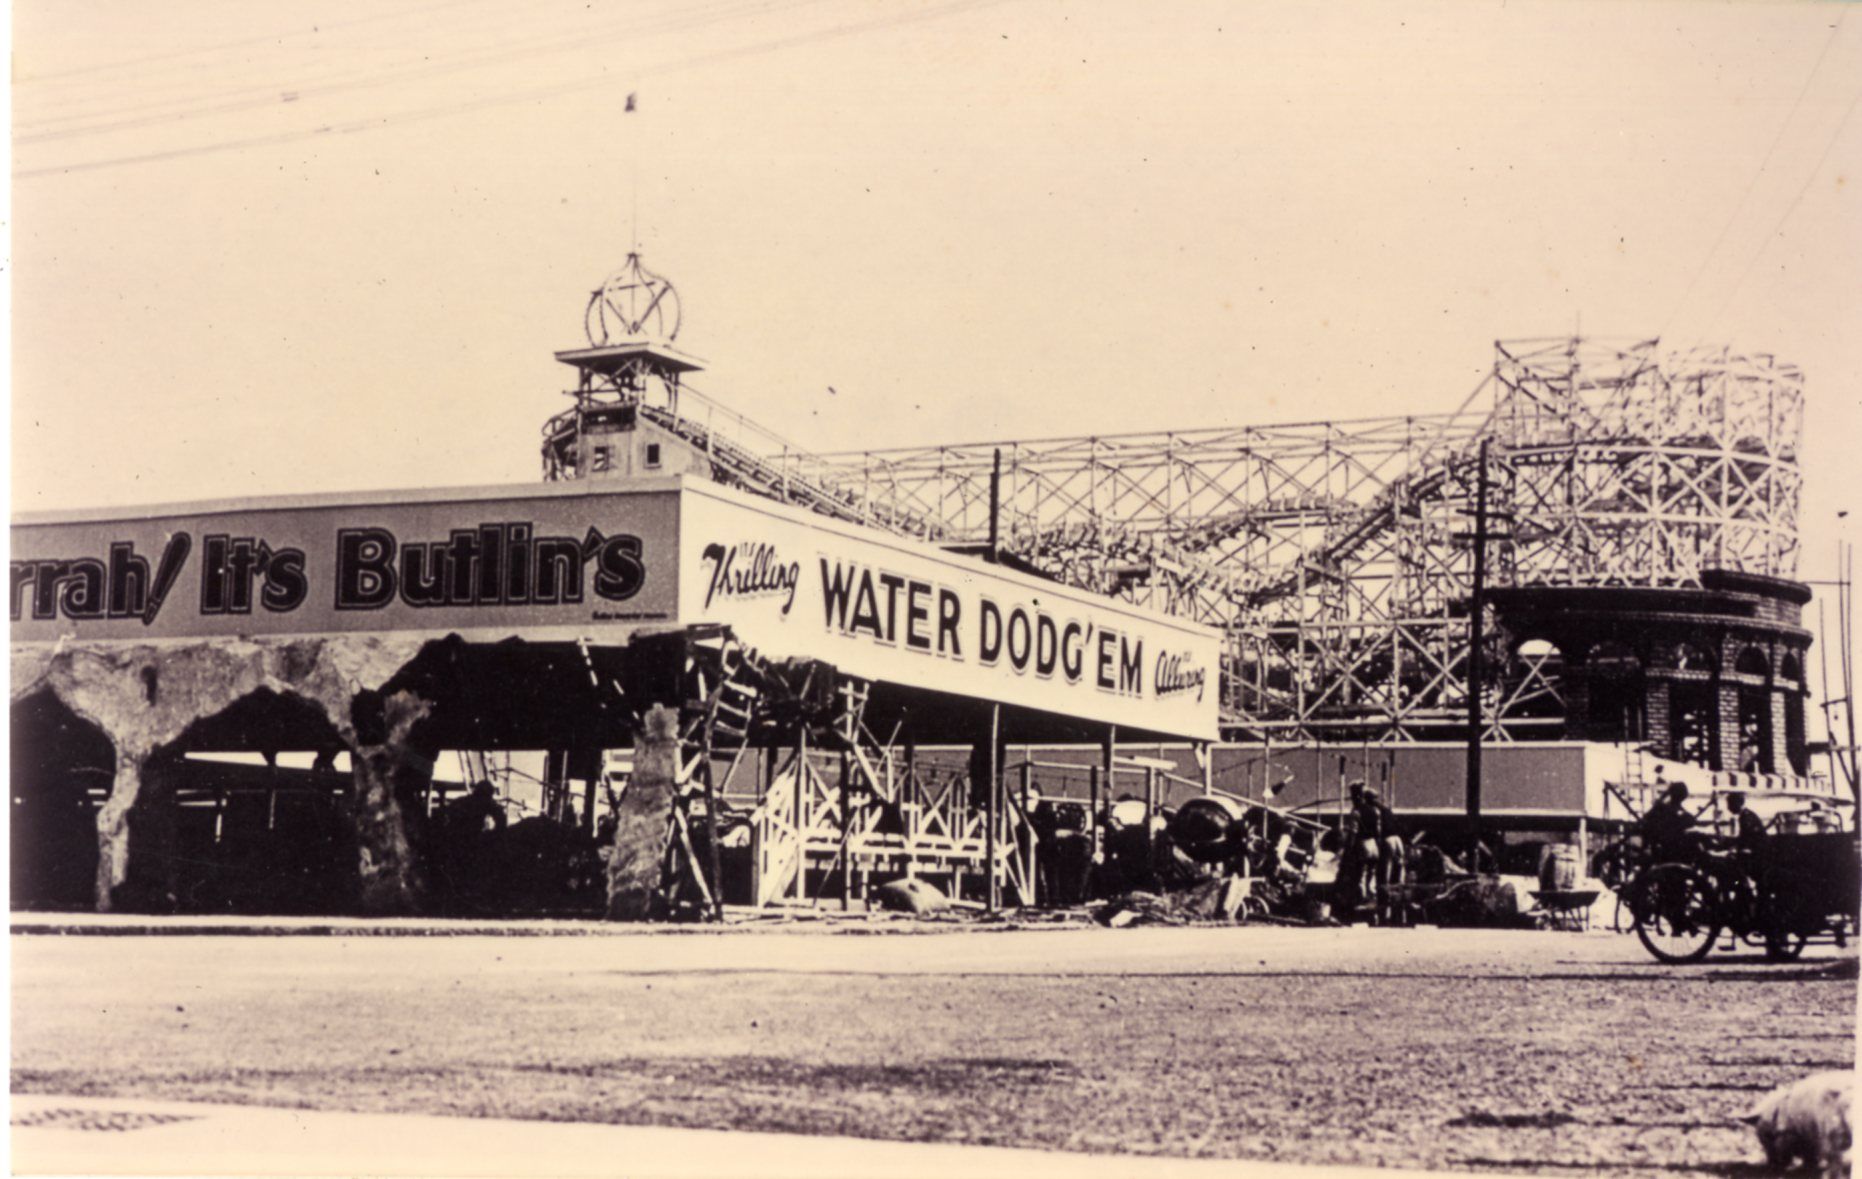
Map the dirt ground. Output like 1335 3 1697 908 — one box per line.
11 923 1857 1176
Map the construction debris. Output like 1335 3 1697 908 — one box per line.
874 878 950 915
1419 878 1527 928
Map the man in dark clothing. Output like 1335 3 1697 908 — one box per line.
1341 781 1393 918
1353 783 1401 922
1725 791 1768 890
1704 790 1773 926
1638 782 1697 862
1352 782 1393 844
431 779 507 910
445 779 507 836
1726 791 1767 857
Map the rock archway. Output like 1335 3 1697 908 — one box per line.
9 690 115 909
10 637 430 913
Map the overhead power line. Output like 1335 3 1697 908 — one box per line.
15 0 1008 181
1658 11 1848 345
15 0 815 142
15 0 497 86
13 1 548 126
1698 78 1862 339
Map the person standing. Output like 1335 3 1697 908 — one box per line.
1340 781 1389 919
1352 782 1398 923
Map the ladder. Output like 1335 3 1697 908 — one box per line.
832 676 895 803
665 630 774 919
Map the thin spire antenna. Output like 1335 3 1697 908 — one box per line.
626 90 641 253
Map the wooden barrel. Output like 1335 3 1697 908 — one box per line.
1538 844 1581 891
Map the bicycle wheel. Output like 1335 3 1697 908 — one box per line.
1764 929 1808 961
1594 842 1636 893
1632 864 1722 964
1611 889 1637 934
1757 873 1815 962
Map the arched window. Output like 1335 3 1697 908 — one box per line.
11 691 115 911
1499 638 1566 723
1518 638 1562 662
1726 648 1774 773
1665 642 1719 767
1583 641 1644 742
1780 652 1808 774
1780 653 1804 687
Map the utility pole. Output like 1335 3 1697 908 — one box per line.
1844 541 1858 805
984 703 1002 912
988 449 1003 564
1818 539 1860 804
1466 437 1491 863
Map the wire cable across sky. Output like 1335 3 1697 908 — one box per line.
14 0 1009 180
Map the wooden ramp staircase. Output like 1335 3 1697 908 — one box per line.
749 674 1035 909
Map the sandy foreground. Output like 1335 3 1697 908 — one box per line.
10 919 1857 1177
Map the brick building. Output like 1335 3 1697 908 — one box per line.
1490 569 1812 776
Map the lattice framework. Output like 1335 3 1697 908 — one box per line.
793 338 1804 742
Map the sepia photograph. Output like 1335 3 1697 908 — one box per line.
7 1 1860 1176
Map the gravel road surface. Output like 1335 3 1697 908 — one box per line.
12 923 1856 1176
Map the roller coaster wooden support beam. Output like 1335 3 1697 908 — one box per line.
811 339 1806 746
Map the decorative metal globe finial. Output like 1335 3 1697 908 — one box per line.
584 253 681 346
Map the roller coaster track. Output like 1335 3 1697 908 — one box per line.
638 385 1446 623
633 401 952 542
1229 458 1464 614
630 400 1262 607
635 337 1801 740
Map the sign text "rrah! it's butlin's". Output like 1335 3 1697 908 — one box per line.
8 522 649 624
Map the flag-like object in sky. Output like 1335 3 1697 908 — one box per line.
625 93 637 112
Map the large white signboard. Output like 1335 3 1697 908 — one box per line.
12 476 1222 739
678 481 1221 741
9 482 684 643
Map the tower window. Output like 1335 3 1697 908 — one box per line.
645 443 662 469
591 445 613 473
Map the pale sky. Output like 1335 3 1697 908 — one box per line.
9 0 1862 694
